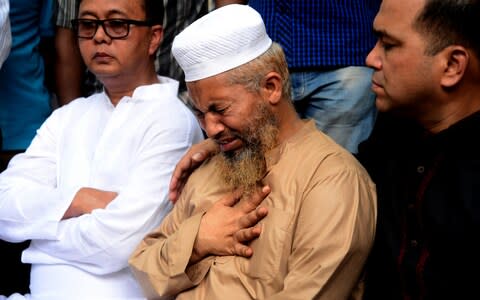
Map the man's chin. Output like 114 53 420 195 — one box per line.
375 97 392 113
88 65 118 78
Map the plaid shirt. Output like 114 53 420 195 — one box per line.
248 0 381 69
56 0 208 93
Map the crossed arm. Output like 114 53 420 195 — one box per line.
62 187 117 219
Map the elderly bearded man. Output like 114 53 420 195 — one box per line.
129 4 377 300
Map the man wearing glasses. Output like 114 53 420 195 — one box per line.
0 0 203 299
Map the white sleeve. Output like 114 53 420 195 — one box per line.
25 118 201 275
0 109 75 242
0 0 11 68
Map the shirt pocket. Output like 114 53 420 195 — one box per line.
238 207 292 280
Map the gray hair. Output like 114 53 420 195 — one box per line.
226 42 292 101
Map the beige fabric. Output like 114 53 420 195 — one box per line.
129 120 377 300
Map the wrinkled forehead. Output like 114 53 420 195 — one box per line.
186 73 240 110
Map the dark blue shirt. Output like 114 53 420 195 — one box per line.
248 0 381 69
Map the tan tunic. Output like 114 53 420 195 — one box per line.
129 120 377 300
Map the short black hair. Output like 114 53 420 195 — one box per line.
414 0 480 58
77 0 164 25
143 0 164 25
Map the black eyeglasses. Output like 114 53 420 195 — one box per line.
71 18 153 39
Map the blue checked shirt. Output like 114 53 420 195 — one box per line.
248 0 381 69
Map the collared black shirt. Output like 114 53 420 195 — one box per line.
358 112 480 300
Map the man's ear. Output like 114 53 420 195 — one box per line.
261 71 283 105
149 25 163 56
439 45 469 88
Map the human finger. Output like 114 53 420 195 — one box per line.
237 185 271 212
168 155 198 201
169 180 186 204
233 243 254 258
235 224 263 244
169 140 218 202
238 206 268 229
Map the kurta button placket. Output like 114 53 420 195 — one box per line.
416 166 425 174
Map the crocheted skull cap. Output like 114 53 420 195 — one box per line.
172 4 272 82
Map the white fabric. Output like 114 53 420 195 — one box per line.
0 76 204 299
0 0 11 68
172 4 272 82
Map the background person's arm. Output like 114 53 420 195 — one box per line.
55 27 84 105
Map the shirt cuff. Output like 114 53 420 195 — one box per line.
167 212 212 283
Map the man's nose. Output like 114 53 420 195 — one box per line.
365 41 381 70
204 113 225 138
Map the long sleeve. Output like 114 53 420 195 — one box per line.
24 131 182 274
22 96 203 275
130 122 377 300
265 165 377 300
39 0 55 37
129 186 214 298
1 79 204 280
0 109 75 242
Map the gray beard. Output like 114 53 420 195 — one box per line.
215 103 279 194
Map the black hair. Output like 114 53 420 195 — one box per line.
414 0 480 57
76 0 164 25
143 0 164 25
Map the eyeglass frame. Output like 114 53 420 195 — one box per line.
71 18 154 40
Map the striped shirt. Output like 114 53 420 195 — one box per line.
0 0 11 68
156 0 209 91
248 0 381 69
56 0 77 28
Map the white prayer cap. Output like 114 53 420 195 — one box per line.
172 4 272 82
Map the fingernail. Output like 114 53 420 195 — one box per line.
192 152 203 161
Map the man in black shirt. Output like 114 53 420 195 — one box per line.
359 0 480 299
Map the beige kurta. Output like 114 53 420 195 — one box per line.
129 120 377 300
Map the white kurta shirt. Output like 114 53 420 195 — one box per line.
0 76 204 300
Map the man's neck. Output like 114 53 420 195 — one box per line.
102 71 160 106
422 93 480 134
276 105 304 143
